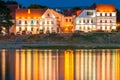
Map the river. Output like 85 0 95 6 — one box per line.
0 49 120 80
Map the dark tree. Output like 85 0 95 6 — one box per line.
0 0 14 34
28 4 48 9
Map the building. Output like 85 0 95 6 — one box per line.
62 10 76 33
75 4 116 32
96 4 116 31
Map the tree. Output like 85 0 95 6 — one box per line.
72 7 81 11
28 4 48 9
0 0 13 34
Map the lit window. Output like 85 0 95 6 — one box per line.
19 20 21 24
31 20 34 24
25 21 27 24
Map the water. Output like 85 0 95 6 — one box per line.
0 49 120 80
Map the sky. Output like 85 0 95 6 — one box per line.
14 0 120 9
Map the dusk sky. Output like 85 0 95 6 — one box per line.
15 0 120 9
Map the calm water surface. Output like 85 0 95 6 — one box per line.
0 49 120 80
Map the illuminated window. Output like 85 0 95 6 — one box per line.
25 21 27 24
31 20 34 24
105 13 107 16
19 20 21 24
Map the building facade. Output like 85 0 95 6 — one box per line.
75 4 116 32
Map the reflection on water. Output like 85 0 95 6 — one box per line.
0 49 120 80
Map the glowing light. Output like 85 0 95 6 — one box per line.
2 49 6 80
28 9 30 14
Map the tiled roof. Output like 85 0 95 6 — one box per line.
96 4 116 12
76 10 83 16
16 9 47 18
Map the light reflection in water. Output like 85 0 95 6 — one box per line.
0 49 120 80
2 49 5 80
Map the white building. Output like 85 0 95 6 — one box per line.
96 4 116 31
15 8 60 34
75 4 117 32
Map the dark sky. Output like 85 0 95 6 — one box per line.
15 0 120 9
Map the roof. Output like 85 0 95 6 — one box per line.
76 10 83 16
96 4 116 12
16 9 47 18
63 10 75 16
7 4 19 19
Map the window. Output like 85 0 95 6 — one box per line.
105 20 107 23
91 20 93 23
87 12 93 16
66 19 68 22
25 27 27 31
47 21 49 24
19 27 21 31
83 20 85 23
25 21 27 24
100 20 102 23
36 20 39 24
87 20 89 23
19 20 21 24
110 20 112 23
110 13 112 16
105 13 107 16
47 14 50 17
31 28 33 31
42 21 45 24
69 19 71 22
51 21 54 24
79 20 81 23
31 20 34 24
100 13 102 16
